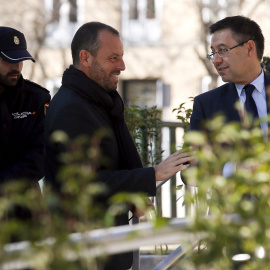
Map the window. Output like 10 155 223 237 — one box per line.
122 79 170 108
69 0 78 22
128 0 155 19
44 0 84 48
123 80 157 107
146 0 156 19
129 0 138 19
121 0 162 45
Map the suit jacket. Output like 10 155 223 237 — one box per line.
190 72 270 131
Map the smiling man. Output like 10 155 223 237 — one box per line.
190 16 269 134
0 27 50 192
44 22 192 270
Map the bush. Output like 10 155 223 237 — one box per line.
180 113 270 269
125 101 163 167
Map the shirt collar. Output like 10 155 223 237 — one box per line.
235 69 265 97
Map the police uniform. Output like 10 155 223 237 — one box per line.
0 27 51 187
0 76 50 183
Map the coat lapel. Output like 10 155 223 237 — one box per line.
264 72 270 115
220 83 241 123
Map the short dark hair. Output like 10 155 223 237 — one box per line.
71 22 120 66
209 16 265 60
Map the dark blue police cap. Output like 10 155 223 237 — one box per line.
0 27 35 63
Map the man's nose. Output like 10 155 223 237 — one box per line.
118 58 125 71
11 62 20 70
212 52 223 65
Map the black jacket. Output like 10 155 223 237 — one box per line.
0 76 50 184
45 66 156 270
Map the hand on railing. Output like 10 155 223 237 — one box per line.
154 150 194 181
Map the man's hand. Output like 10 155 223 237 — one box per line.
154 150 194 181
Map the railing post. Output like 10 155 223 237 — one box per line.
132 217 140 270
139 121 186 218
140 125 148 166
154 124 163 216
185 185 192 217
169 126 177 218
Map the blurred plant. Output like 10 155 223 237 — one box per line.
261 56 270 74
0 131 110 269
173 97 194 133
0 104 164 268
43 129 155 269
125 99 163 167
179 114 270 269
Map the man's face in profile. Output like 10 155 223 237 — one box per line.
88 30 125 91
211 28 251 85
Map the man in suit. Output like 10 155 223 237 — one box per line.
189 16 269 268
190 16 269 137
44 22 192 270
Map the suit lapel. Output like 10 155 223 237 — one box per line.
220 83 241 123
264 72 270 114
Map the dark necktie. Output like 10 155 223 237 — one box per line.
244 84 259 126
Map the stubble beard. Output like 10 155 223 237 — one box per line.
0 71 21 89
89 59 117 92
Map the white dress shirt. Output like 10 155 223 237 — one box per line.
235 69 268 137
223 69 267 177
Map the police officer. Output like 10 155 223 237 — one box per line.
0 27 50 192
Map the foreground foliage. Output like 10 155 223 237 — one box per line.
0 103 163 269
179 114 270 270
3 58 270 268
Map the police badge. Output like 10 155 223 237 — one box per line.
14 36 20 45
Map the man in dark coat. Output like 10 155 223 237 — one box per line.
44 22 192 270
0 27 50 196
190 16 269 137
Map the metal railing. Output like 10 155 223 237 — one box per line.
152 242 197 270
158 121 183 218
142 121 189 218
1 217 205 270
2 121 190 270
2 215 246 270
134 121 192 270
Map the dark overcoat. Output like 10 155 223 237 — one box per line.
44 66 156 270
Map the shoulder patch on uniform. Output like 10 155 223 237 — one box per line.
44 103 49 115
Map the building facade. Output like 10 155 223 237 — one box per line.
2 0 270 121
1 0 270 217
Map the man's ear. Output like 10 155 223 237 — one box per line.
247 40 256 56
79 50 92 67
